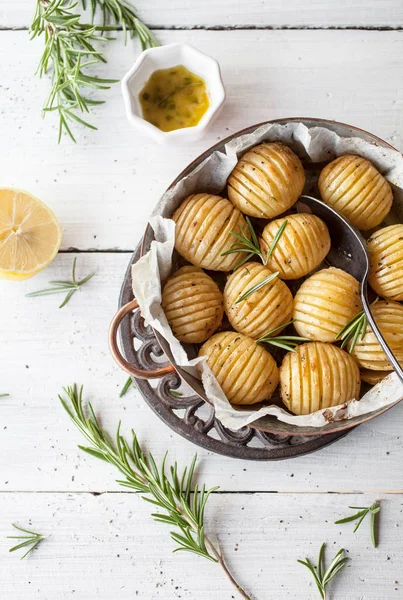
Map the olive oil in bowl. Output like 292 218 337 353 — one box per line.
139 66 210 132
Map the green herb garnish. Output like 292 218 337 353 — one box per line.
335 310 367 353
256 320 310 352
170 390 183 398
30 0 157 142
335 501 380 548
221 218 287 271
26 258 95 308
8 524 46 559
59 384 251 599
298 543 349 600
235 271 280 303
0 393 10 398
82 0 159 46
119 377 134 398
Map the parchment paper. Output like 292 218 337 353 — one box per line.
132 122 403 429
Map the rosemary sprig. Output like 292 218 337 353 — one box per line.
221 217 264 269
298 543 349 600
26 258 95 308
31 0 119 142
335 501 380 548
335 310 367 353
222 218 288 271
235 271 280 303
0 393 10 397
82 0 159 47
60 384 251 599
119 376 134 397
7 524 46 559
256 320 310 352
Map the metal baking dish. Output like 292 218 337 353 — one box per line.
109 118 403 438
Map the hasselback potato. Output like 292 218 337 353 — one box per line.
199 331 279 405
293 267 361 342
223 262 293 339
161 266 223 343
227 142 305 218
280 342 361 415
318 154 393 230
368 224 403 301
260 213 331 280
352 300 403 370
172 193 250 271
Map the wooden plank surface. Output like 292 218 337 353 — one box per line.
2 6 403 600
2 0 403 29
1 29 403 251
1 252 403 494
2 492 402 599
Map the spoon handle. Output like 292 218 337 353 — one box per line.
361 284 403 385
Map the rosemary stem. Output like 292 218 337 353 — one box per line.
204 536 251 599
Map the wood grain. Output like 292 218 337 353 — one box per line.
1 492 402 599
2 0 403 29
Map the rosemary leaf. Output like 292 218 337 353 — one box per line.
256 320 310 352
0 393 10 397
119 376 133 397
298 543 349 599
236 271 280 303
335 310 367 353
60 384 251 599
7 524 46 559
335 501 380 548
83 0 159 48
26 258 95 308
170 391 183 398
265 219 288 262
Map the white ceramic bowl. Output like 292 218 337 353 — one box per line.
121 43 226 143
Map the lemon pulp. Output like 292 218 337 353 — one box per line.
0 187 62 280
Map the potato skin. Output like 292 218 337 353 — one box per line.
172 194 250 271
161 266 223 344
199 331 279 405
280 342 361 415
352 300 403 370
360 369 391 386
223 262 293 339
293 267 361 342
260 213 331 280
368 224 403 301
227 143 305 218
318 154 393 230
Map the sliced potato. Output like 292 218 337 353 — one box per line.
352 300 403 370
293 267 361 342
260 213 331 280
223 262 293 339
368 224 403 301
318 154 393 230
172 194 250 271
227 142 305 218
280 342 361 415
162 266 223 343
199 331 279 405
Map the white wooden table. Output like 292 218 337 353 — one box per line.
1 2 403 598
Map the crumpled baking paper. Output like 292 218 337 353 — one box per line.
131 121 403 429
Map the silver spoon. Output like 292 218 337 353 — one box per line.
298 194 403 384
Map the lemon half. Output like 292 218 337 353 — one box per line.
0 187 62 280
